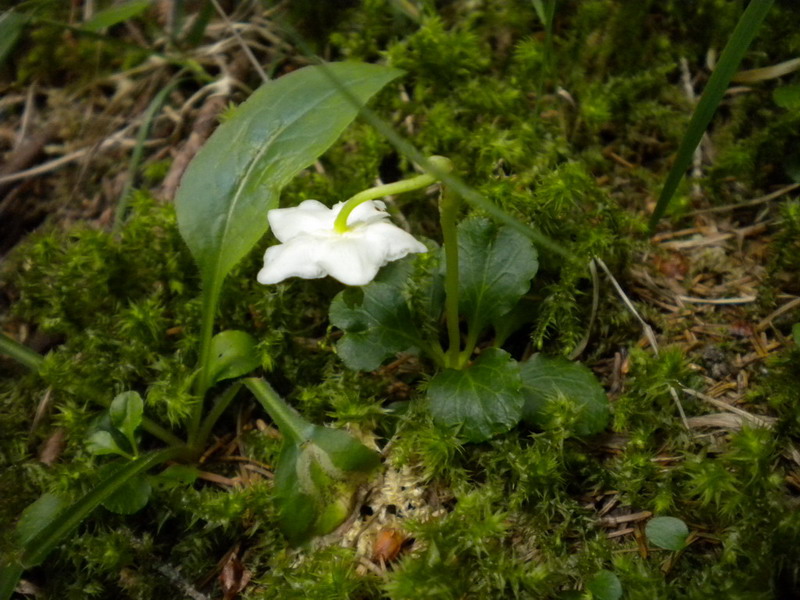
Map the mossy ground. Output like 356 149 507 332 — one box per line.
2 1 800 598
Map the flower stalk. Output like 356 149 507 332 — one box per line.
439 186 462 368
333 155 453 233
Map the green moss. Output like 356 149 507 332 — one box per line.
4 1 800 597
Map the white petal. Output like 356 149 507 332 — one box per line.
316 236 383 286
268 200 334 243
347 200 390 227
257 236 328 284
361 221 428 264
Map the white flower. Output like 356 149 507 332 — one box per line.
257 199 427 286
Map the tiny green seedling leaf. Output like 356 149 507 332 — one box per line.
427 348 524 442
109 391 143 454
520 354 609 436
586 570 623 600
646 516 690 551
86 430 131 458
208 330 260 384
456 218 538 337
793 323 800 346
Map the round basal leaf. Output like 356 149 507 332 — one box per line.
330 282 423 371
646 516 689 551
456 218 538 336
100 468 152 515
427 348 524 442
208 330 260 384
15 493 67 547
175 62 403 298
109 390 143 444
586 570 622 600
520 354 609 436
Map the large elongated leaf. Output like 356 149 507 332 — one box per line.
175 62 403 294
456 218 538 337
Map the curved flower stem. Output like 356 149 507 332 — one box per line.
439 186 461 369
333 155 453 233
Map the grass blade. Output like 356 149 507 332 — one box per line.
0 332 44 371
648 0 775 231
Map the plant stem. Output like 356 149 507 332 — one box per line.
333 155 453 233
188 281 220 447
141 417 185 448
0 332 44 371
439 187 461 369
196 382 242 448
244 378 310 444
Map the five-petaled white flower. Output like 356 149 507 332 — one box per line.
257 199 427 286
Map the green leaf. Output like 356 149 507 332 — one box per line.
14 494 67 547
99 465 152 515
86 430 130 458
208 330 260 384
456 218 538 336
0 10 26 68
274 425 381 544
773 84 800 110
82 0 152 32
646 516 690 551
150 464 199 491
330 282 423 371
245 378 380 544
109 391 143 452
18 447 182 568
648 0 775 230
520 354 609 436
793 323 800 346
586 570 623 600
175 62 402 302
427 348 524 442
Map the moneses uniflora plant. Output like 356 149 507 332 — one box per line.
1 62 608 597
